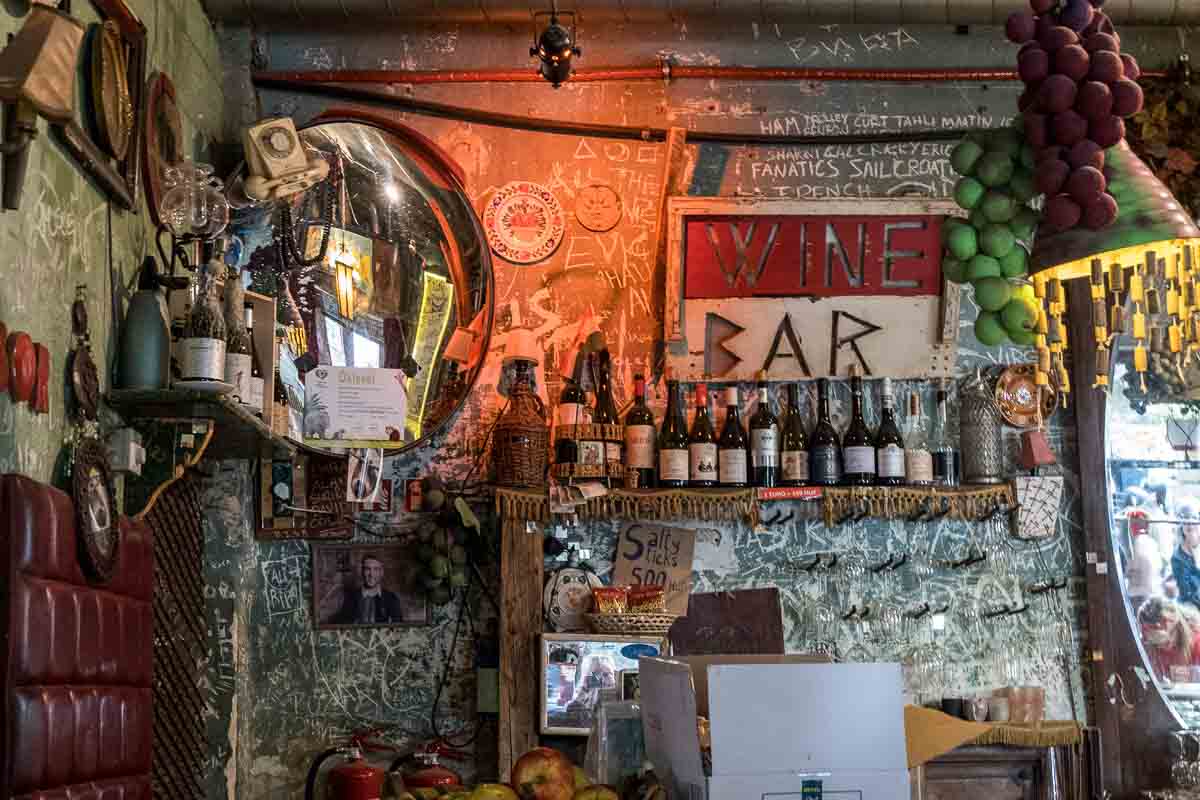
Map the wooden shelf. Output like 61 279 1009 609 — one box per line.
107 389 298 459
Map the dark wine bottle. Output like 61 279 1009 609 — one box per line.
624 373 657 488
842 371 876 486
749 379 779 488
688 383 717 488
658 379 690 488
780 383 809 486
555 378 587 464
809 378 842 486
874 377 905 486
592 351 623 466
931 383 960 487
718 386 749 487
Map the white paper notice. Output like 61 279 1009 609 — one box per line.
304 366 409 447
693 527 739 574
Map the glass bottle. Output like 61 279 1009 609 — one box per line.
225 279 252 405
749 379 779 488
658 379 690 488
718 386 749 487
809 378 842 486
592 351 622 465
272 361 289 436
904 391 934 486
931 383 960 487
780 383 809 487
179 260 227 382
245 303 265 416
688 383 717 488
842 371 876 486
555 378 586 464
874 378 905 486
624 373 657 488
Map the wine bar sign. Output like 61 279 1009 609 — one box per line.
663 198 961 381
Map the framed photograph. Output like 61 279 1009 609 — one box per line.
312 543 430 629
618 669 641 702
540 634 662 736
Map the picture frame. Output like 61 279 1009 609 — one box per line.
312 542 430 629
53 0 148 210
540 633 662 736
618 669 640 702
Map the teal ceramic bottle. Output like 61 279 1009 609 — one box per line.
117 257 170 390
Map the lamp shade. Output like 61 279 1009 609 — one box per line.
1028 140 1200 395
443 326 474 364
503 328 541 368
0 5 84 123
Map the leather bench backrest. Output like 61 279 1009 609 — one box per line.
1 474 154 800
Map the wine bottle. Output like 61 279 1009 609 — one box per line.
592 351 622 466
904 391 934 486
874 378 905 486
658 379 690 488
842 372 876 486
272 359 289 437
179 262 227 383
718 386 749 487
578 354 607 466
749 379 779 488
809 378 842 486
225 297 252 405
932 383 960 487
624 373 657 488
245 303 265 416
555 378 587 464
780 383 809 487
688 383 718 488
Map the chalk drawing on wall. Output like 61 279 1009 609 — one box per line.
483 181 566 265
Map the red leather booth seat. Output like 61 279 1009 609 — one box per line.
1 475 154 800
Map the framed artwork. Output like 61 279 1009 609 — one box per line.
540 633 661 736
312 543 430 629
618 669 640 702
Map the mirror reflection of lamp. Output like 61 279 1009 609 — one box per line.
335 252 359 320
0 4 84 210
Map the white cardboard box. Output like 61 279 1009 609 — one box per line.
640 657 909 800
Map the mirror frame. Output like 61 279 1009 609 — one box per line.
291 108 495 455
1071 280 1181 797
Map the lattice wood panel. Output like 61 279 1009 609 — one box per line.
145 475 205 800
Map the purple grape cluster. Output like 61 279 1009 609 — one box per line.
1007 0 1144 232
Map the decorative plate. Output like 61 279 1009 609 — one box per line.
90 21 133 162
543 564 602 632
995 363 1058 429
483 181 565 264
575 184 622 232
142 72 183 229
74 436 118 583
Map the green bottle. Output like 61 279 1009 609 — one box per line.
117 257 171 390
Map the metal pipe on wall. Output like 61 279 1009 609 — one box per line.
205 0 1200 25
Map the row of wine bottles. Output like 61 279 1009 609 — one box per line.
554 372 963 490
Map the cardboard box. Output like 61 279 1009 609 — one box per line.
640 656 908 800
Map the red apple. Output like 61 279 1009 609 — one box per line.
573 786 620 800
511 748 575 800
471 785 520 800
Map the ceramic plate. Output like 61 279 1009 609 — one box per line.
995 363 1058 428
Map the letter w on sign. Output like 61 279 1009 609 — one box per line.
704 221 781 288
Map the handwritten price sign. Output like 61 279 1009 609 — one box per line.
612 523 697 615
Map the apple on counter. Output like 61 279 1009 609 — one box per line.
572 786 619 800
511 747 577 800
470 784 520 800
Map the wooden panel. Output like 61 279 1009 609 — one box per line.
499 518 543 781
917 746 1041 800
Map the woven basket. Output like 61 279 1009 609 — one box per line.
493 380 549 487
586 612 678 636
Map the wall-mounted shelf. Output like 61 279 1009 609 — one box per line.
107 389 296 459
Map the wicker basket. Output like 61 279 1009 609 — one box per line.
493 379 549 487
586 612 678 636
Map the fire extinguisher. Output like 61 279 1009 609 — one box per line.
388 741 467 791
305 743 387 800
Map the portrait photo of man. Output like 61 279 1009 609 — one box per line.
314 545 430 628
330 555 404 624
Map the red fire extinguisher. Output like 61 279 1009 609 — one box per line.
305 733 393 800
396 741 467 790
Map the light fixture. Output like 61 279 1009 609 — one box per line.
1029 140 1200 397
530 9 580 88
160 161 230 241
499 327 541 398
384 182 400 203
334 253 359 320
0 4 84 210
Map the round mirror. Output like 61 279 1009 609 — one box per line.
242 114 493 453
1107 348 1200 727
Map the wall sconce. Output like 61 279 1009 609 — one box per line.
335 254 359 320
530 10 580 88
0 4 84 210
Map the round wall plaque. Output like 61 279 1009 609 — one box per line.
74 436 118 583
483 181 565 264
575 184 622 232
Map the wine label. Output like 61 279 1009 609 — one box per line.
578 441 605 466
660 449 689 481
719 448 748 484
557 402 588 426
605 442 623 463
843 445 876 475
225 353 251 401
625 424 655 468
906 448 934 482
180 337 226 381
782 450 809 481
877 445 905 478
811 445 841 482
751 426 779 467
250 377 265 412
689 442 718 482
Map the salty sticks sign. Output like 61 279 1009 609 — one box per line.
663 198 961 380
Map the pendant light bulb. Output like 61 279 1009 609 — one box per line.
530 12 580 88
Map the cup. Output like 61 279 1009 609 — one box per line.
941 697 965 719
988 696 1010 722
967 696 990 722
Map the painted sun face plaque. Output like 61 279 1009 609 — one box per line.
575 184 622 233
483 181 565 264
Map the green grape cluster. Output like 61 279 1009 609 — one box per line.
415 523 469 606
